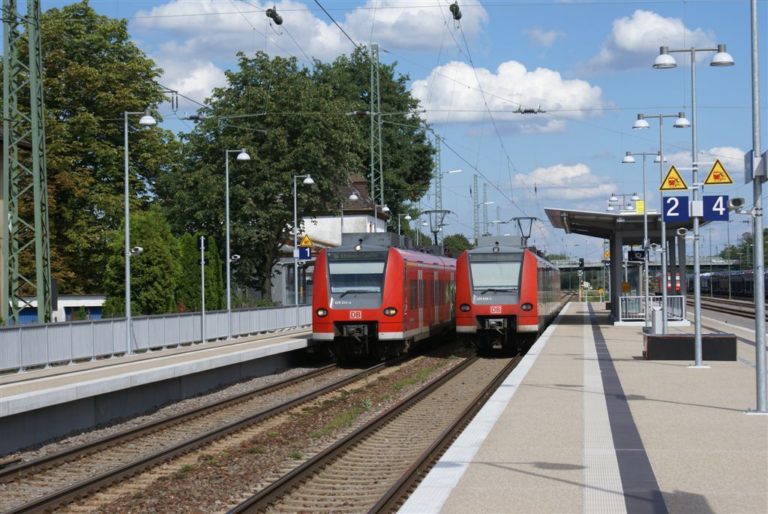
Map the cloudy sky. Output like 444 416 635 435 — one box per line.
33 1 768 258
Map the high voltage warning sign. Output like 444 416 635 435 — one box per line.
299 234 313 247
704 159 733 185
659 165 688 191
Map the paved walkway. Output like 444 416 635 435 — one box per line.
402 302 768 513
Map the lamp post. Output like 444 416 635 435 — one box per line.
123 109 156 355
633 112 690 333
397 213 412 236
224 149 250 339
653 43 733 368
622 151 663 330
342 192 359 235
293 174 314 320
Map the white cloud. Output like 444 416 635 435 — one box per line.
665 146 745 180
525 27 565 48
411 60 604 132
134 1 488 107
512 163 617 200
585 10 716 72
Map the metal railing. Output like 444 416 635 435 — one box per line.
619 295 685 322
0 305 311 373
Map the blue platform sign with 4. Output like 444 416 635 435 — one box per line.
703 195 729 221
663 196 689 222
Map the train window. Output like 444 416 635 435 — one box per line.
469 253 523 291
328 251 388 294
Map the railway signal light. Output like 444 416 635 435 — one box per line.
579 258 585 270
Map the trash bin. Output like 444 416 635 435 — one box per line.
651 306 663 334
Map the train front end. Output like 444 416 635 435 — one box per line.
455 236 539 351
312 236 405 361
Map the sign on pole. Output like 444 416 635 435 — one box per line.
636 200 645 214
299 234 313 247
663 196 690 222
703 195 729 221
660 166 688 191
298 247 312 260
703 159 734 185
197 235 206 251
629 250 646 261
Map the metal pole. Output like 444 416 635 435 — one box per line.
225 152 231 339
294 176 299 320
659 121 668 333
398 215 401 236
727 220 732 300
124 112 132 355
709 228 713 297
690 50 704 367
642 154 650 330
201 237 206 343
749 0 766 412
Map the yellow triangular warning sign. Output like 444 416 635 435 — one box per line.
659 165 688 191
704 159 733 185
299 234 313 247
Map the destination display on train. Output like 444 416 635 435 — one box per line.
329 251 388 261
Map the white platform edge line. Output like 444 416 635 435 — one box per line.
398 302 573 514
582 306 627 514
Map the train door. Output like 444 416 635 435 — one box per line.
418 269 423 331
434 271 439 325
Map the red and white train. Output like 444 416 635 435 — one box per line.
312 233 457 360
455 236 560 351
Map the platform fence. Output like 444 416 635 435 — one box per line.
619 295 686 322
0 305 311 372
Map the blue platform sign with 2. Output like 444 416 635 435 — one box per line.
663 196 689 222
703 195 729 221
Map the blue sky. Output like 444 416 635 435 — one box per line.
26 1 768 260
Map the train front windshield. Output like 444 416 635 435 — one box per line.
328 251 388 305
470 253 523 291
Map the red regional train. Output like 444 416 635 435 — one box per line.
455 236 560 351
312 233 457 360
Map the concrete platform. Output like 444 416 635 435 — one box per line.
0 329 313 455
401 302 768 514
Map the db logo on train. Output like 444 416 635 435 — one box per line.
349 311 363 319
490 306 502 314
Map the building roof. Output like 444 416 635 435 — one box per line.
339 174 391 220
545 207 709 245
0 127 33 149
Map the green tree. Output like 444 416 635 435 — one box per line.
313 47 435 225
176 234 225 312
0 1 182 294
443 234 473 255
159 52 364 300
103 207 181 316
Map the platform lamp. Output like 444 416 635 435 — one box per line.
633 112 690 334
124 109 156 355
653 43 735 372
223 149 250 340
622 151 663 330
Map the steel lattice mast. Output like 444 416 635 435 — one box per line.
2 0 53 324
369 44 384 215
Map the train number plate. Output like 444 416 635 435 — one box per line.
490 306 502 314
349 311 363 319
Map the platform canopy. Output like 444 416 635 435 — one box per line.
545 208 707 245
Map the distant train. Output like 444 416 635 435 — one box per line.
455 236 561 351
687 270 768 299
653 272 682 294
312 233 456 361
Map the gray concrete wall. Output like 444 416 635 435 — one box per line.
0 350 304 456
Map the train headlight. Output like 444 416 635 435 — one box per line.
383 307 397 317
521 303 533 311
316 308 328 317
460 304 471 312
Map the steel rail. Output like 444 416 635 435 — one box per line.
370 354 522 513
0 363 337 484
4 361 393 514
227 355 483 514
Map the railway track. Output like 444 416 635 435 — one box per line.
687 296 765 320
0 362 386 513
228 354 520 513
